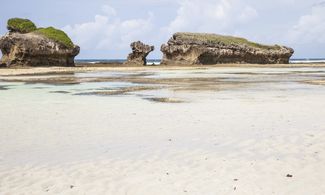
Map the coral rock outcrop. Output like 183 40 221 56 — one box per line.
0 18 79 67
161 32 294 65
124 41 154 66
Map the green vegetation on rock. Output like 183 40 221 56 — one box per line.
35 27 74 48
7 18 37 33
175 32 281 50
6 18 74 48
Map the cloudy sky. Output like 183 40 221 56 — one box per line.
1 0 325 59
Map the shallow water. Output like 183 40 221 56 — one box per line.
1 67 325 101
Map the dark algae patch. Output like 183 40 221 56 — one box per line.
49 91 71 94
0 85 10 90
75 86 161 96
145 97 185 103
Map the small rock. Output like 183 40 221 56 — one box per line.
286 174 293 178
124 41 154 66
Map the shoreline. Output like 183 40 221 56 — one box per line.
1 63 325 76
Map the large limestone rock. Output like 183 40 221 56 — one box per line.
161 33 294 65
124 41 154 66
0 18 79 67
0 32 80 67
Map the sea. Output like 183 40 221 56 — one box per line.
75 58 325 65
75 59 162 65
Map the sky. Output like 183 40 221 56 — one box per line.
1 0 325 59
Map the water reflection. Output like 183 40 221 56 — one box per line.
1 67 325 103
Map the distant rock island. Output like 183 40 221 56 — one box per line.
0 18 79 67
124 41 154 66
161 32 294 65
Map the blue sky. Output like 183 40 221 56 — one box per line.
1 0 325 59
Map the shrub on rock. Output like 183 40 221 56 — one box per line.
35 27 74 49
7 18 37 33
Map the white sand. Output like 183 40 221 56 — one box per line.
1 67 325 194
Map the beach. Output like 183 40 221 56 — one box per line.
1 65 325 194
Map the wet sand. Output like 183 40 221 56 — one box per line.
1 63 325 76
1 65 325 194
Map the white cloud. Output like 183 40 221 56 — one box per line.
101 5 117 16
288 3 325 44
63 0 257 58
164 0 258 34
63 5 154 58
58 0 324 59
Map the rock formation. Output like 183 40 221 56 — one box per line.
0 18 79 67
161 33 294 65
124 41 154 66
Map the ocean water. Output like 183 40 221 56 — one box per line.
75 59 161 65
290 58 325 64
75 58 325 65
